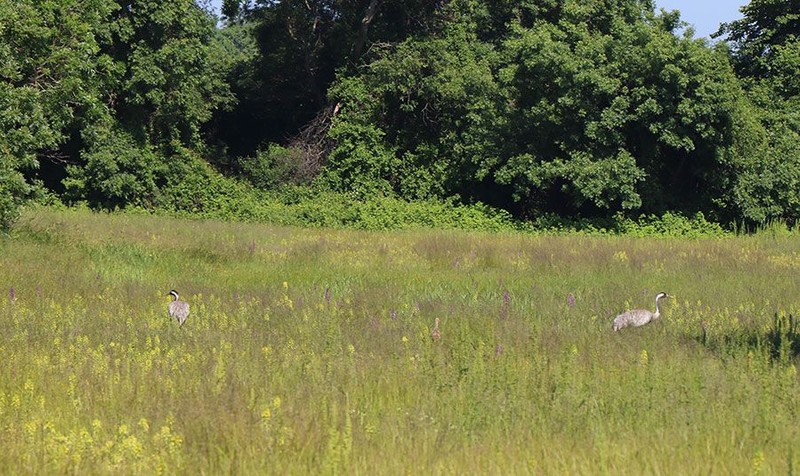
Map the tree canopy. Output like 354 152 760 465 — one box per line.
1 0 799 231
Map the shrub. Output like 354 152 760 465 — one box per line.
238 144 310 190
615 212 728 238
64 126 162 209
0 164 30 233
529 211 728 237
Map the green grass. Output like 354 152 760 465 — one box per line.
1 207 800 474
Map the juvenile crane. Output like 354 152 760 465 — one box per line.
612 292 670 331
168 290 190 327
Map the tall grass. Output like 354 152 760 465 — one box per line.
1 207 799 474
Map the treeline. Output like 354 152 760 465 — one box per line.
1 0 799 232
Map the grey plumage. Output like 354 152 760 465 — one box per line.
168 290 190 327
612 292 670 331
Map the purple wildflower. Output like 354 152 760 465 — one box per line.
495 343 504 356
567 293 576 309
324 287 331 304
500 290 510 320
9 287 15 303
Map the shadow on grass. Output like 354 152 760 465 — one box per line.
697 313 800 363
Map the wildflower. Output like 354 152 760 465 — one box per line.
567 293 575 309
325 287 331 304
752 449 765 474
9 287 15 303
390 309 397 320
283 281 288 290
500 290 510 320
495 344 504 356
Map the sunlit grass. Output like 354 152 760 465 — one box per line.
1 207 799 473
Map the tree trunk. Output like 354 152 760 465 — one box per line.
353 0 382 60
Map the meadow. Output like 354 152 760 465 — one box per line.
1 207 800 474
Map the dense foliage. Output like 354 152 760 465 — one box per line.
1 0 799 231
0 0 231 227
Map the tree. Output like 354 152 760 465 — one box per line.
716 0 800 82
715 0 800 223
0 0 116 229
323 11 504 201
106 0 234 147
214 0 447 158
496 1 751 219
62 0 235 209
322 0 754 222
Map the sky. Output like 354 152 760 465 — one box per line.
207 0 748 39
654 0 748 38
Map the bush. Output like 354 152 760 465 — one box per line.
0 164 30 233
529 211 728 237
0 188 20 234
238 144 310 190
351 196 516 232
141 156 518 232
57 139 729 237
64 126 162 209
615 212 728 238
